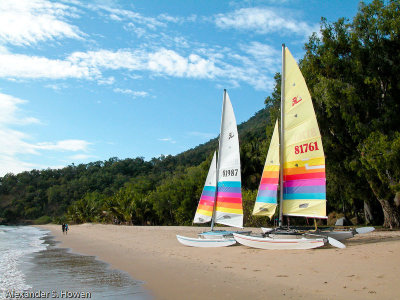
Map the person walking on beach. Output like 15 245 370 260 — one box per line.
65 224 69 235
62 223 65 234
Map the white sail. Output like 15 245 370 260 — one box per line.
214 90 243 228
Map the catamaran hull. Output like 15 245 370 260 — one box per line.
176 235 236 247
198 230 251 239
321 231 354 241
261 227 354 241
233 233 325 250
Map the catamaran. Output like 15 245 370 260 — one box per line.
234 45 346 250
177 90 250 247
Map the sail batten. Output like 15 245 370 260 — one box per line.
282 47 326 219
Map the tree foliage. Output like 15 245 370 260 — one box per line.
1 1 399 228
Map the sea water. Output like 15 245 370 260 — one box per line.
0 226 150 299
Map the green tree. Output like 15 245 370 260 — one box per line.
300 0 400 227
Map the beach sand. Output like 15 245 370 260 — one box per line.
37 224 400 300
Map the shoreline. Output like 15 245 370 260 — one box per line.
37 224 400 299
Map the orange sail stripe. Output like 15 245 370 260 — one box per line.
197 204 214 212
284 166 325 176
216 202 243 210
262 170 279 178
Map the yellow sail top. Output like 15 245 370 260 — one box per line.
282 47 326 219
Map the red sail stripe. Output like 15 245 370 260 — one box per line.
216 196 242 203
284 172 325 181
261 177 279 184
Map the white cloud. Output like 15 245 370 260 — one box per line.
0 53 96 79
158 138 176 144
214 7 318 37
92 5 165 29
241 41 280 69
0 154 37 176
0 45 274 90
0 92 92 175
114 88 148 98
35 140 91 152
0 93 40 125
0 0 84 46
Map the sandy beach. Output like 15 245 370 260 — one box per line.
37 224 400 300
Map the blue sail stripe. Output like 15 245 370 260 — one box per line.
217 186 241 193
217 181 241 188
203 186 216 192
284 186 325 194
283 193 326 200
201 190 216 197
256 196 277 204
257 189 277 198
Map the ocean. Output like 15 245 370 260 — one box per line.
0 226 150 299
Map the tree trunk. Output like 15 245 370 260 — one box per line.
376 197 400 229
363 201 374 224
395 192 400 208
368 180 400 228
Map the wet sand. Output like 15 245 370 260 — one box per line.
38 224 400 300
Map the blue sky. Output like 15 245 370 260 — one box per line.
0 0 361 176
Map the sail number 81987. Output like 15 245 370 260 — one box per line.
222 169 238 177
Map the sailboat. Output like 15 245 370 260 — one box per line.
234 44 345 250
176 90 250 247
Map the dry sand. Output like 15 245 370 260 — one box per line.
37 224 400 300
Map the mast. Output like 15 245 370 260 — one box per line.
210 89 226 231
279 44 285 227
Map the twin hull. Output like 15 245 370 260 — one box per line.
233 233 325 250
176 235 236 247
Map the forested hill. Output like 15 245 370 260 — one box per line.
2 1 400 228
0 108 270 225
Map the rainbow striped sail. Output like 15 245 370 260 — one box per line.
193 152 217 223
282 47 326 219
214 91 243 228
253 120 279 218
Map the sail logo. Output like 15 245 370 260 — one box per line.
228 132 234 139
292 96 302 106
299 203 309 208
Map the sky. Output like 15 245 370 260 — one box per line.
0 0 361 176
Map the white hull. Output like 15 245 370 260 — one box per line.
198 230 251 239
176 235 236 247
260 227 356 241
233 233 325 250
322 230 354 241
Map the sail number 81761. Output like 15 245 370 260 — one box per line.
295 142 319 154
222 169 238 177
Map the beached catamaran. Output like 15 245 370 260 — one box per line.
177 90 249 247
234 45 346 250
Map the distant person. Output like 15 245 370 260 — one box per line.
65 224 69 235
62 223 65 234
